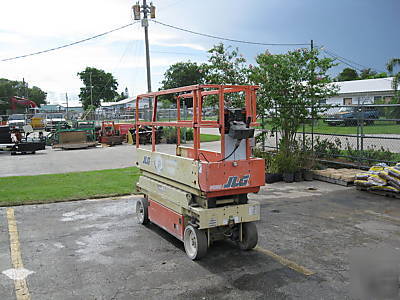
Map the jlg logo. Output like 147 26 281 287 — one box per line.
142 156 151 165
223 174 250 188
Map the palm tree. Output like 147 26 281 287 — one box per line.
387 58 400 122
387 58 400 96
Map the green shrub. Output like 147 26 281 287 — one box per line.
162 127 194 144
313 137 342 159
345 141 395 164
273 150 300 173
185 128 194 141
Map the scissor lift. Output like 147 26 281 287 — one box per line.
135 85 265 260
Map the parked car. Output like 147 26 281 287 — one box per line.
45 113 69 131
325 106 379 126
8 114 27 130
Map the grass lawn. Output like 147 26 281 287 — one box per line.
260 120 400 135
303 120 400 135
0 167 140 206
200 133 220 142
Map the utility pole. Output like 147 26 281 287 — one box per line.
89 72 93 107
65 92 69 118
22 78 26 98
143 0 151 93
133 1 156 93
310 39 314 152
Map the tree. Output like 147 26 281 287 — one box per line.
28 86 47 104
336 68 359 81
359 68 388 80
77 67 119 109
250 48 338 172
204 43 249 85
159 61 205 107
115 87 130 102
0 78 47 114
359 68 377 79
160 61 205 90
386 58 400 123
387 58 400 97
203 43 250 106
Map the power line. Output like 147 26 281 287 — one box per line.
96 39 136 102
1 22 139 62
323 49 364 72
152 20 310 46
322 49 393 83
323 48 387 74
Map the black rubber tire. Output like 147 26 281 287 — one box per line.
136 197 149 225
184 225 208 260
238 222 258 250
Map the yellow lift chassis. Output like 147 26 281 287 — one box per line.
134 85 265 260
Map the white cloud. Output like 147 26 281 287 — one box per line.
0 0 210 105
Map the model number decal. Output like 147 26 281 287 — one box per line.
142 156 151 165
223 174 250 188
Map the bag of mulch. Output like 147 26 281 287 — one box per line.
387 167 400 179
378 171 391 181
378 171 400 190
370 185 400 193
369 164 386 172
355 173 370 180
354 180 375 187
368 174 387 186
393 163 400 171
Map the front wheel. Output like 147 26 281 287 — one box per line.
183 225 207 260
238 222 258 250
136 197 149 225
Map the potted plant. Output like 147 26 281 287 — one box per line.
253 148 283 183
265 156 282 183
274 150 299 183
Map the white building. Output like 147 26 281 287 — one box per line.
325 77 395 105
101 97 152 111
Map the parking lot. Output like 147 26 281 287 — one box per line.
0 131 220 177
1 180 400 299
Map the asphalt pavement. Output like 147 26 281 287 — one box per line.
1 181 400 299
0 141 221 177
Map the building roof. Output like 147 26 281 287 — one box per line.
39 104 63 111
102 97 135 107
334 77 394 94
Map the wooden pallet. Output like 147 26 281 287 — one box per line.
312 168 360 186
356 186 400 199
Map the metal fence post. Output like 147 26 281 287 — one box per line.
261 113 265 151
302 122 305 152
275 103 278 151
360 103 364 153
356 98 361 168
311 104 314 153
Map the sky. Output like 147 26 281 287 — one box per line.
0 0 399 106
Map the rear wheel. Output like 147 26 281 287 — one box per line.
184 225 207 260
238 222 258 250
136 197 149 225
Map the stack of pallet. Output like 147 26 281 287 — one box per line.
312 168 360 186
355 163 400 197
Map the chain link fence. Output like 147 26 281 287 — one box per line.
259 103 400 168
